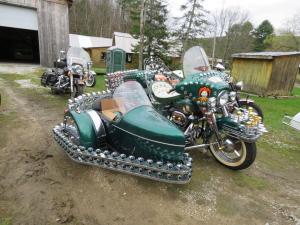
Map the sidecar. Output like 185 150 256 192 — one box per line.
53 81 192 184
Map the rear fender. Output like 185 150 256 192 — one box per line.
67 110 102 148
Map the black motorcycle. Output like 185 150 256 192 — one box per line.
41 47 95 97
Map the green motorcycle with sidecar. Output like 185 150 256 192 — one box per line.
53 48 267 184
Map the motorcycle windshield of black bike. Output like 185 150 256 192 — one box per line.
183 46 211 77
66 47 91 70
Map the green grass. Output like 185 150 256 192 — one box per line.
296 74 300 83
0 218 12 225
86 75 106 92
292 86 300 96
93 67 106 75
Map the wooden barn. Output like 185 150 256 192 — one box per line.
231 52 300 96
0 0 72 67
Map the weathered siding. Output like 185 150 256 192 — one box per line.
89 47 108 68
37 0 69 66
0 0 69 67
231 58 273 95
267 56 300 96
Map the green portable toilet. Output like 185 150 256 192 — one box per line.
106 47 126 73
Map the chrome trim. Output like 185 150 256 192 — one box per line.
217 90 229 106
112 125 185 147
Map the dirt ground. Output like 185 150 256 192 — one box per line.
0 74 299 225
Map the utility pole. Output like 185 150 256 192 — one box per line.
139 0 146 70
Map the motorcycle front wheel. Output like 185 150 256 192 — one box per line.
209 135 256 170
85 74 96 87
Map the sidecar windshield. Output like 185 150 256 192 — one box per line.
110 81 152 115
183 46 211 77
67 47 91 69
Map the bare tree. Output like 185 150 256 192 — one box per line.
208 7 250 61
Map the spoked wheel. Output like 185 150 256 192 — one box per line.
85 73 96 87
209 134 256 170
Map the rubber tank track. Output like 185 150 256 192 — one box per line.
53 125 192 184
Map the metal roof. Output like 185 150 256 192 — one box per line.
69 34 112 48
232 52 300 60
113 32 139 53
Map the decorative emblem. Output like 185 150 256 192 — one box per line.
198 87 211 102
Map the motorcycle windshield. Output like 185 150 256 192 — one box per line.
183 46 211 77
112 81 152 115
67 47 91 69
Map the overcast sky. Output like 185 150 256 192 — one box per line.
167 0 300 30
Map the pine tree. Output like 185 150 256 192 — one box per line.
253 20 274 51
174 0 207 59
121 0 170 67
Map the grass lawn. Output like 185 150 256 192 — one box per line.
93 67 106 75
86 74 106 92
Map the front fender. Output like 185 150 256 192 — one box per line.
67 110 98 148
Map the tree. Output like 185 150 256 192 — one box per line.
208 7 249 61
144 0 169 58
123 0 170 68
69 0 132 37
252 20 274 51
174 0 208 60
224 21 254 58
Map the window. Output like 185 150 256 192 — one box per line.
126 53 133 63
101 52 106 61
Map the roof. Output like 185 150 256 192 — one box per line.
232 52 300 60
113 32 139 53
69 34 112 48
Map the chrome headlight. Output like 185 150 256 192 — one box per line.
229 91 237 101
72 65 83 75
217 90 229 106
208 97 217 108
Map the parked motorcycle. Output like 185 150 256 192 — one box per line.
120 46 264 120
41 47 96 97
105 47 267 171
52 71 267 184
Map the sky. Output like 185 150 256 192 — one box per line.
167 0 300 30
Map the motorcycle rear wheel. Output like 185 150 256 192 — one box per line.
209 135 256 170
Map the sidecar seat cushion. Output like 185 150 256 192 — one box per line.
100 98 125 121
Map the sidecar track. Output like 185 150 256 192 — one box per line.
53 124 192 184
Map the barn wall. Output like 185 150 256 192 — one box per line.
0 0 69 67
37 0 69 66
267 56 300 96
231 58 273 95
